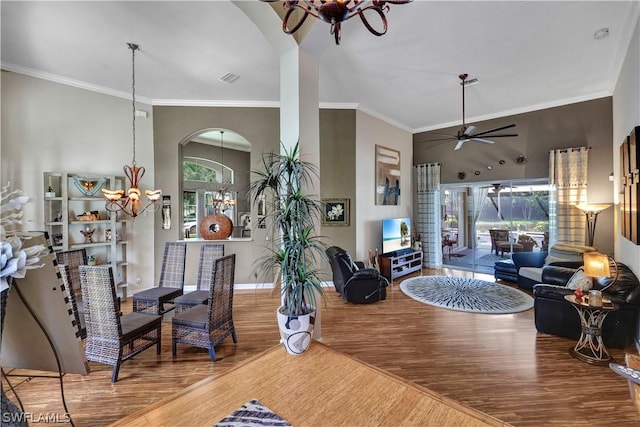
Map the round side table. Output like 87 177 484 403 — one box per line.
564 294 618 366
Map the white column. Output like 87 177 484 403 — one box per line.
280 46 322 340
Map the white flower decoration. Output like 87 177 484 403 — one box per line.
1 184 48 292
327 203 344 221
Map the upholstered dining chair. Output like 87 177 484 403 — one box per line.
79 265 162 382
172 254 237 361
56 248 88 339
174 243 224 315
132 241 187 315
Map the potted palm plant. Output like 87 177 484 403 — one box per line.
249 142 327 355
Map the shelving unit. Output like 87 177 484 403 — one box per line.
379 250 423 282
43 172 129 299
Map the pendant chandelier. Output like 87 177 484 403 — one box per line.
213 130 236 211
261 0 412 45
102 43 161 218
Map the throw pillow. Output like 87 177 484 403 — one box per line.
565 267 593 291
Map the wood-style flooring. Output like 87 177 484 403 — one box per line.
3 268 640 426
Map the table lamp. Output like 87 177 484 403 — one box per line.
583 251 618 294
574 203 612 247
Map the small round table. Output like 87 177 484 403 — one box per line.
564 294 618 366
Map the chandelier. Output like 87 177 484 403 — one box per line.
211 130 236 212
261 0 412 45
102 43 161 218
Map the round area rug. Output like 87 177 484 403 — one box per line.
400 276 533 314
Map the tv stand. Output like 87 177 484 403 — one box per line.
379 250 423 282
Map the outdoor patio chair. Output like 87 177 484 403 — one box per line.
79 265 162 382
172 254 237 361
132 242 187 315
489 229 511 255
56 248 88 339
174 243 224 315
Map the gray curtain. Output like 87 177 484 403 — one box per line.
549 147 588 246
415 163 441 268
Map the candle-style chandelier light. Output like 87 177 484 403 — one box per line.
260 0 412 45
102 43 161 218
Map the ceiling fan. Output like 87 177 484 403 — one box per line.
428 74 518 150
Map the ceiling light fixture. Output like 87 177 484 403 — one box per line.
260 0 413 45
102 43 161 218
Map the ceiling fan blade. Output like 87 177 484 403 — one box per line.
476 133 518 138
454 140 466 150
471 124 516 137
423 136 457 143
470 138 495 145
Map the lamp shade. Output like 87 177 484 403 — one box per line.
583 252 610 278
574 203 612 214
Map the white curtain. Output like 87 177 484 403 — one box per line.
549 147 588 246
415 163 441 268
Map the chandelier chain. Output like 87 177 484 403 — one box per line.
129 42 138 167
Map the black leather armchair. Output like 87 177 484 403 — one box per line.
533 261 640 348
326 246 388 304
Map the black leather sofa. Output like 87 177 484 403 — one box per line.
494 259 518 283
533 261 640 348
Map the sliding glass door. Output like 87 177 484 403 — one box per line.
441 179 549 275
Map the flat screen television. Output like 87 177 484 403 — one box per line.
382 217 412 256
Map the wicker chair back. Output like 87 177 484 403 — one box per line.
159 241 188 289
197 244 225 291
79 265 162 382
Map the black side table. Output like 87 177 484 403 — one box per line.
564 294 618 366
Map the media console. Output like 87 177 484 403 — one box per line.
379 250 423 282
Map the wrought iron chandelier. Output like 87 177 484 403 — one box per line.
102 43 161 218
261 0 412 45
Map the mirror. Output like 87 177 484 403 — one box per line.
181 129 251 239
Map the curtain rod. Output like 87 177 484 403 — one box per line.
549 146 591 153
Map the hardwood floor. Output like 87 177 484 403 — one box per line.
3 268 640 426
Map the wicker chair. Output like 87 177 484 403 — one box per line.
172 254 237 360
174 244 224 315
56 249 88 339
132 242 187 315
79 265 162 382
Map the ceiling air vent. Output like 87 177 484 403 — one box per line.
219 73 240 84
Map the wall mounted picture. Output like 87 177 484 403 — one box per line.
322 198 350 226
375 145 401 205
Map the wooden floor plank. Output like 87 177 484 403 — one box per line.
3 268 640 426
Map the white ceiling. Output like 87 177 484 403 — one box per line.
2 1 638 133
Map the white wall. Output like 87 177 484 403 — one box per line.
1 72 157 292
354 110 413 262
613 14 640 277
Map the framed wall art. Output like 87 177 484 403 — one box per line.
375 145 401 205
322 198 350 226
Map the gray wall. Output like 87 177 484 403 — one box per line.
152 106 280 285
413 97 615 255
320 109 357 255
1 71 156 293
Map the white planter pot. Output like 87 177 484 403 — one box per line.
276 306 316 355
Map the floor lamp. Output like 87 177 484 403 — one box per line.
575 203 612 247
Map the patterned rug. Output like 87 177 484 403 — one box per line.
215 399 291 426
400 276 533 314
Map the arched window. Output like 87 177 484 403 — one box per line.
183 156 234 184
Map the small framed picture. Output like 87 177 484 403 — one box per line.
322 198 350 226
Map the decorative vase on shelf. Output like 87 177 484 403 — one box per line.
199 209 233 240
